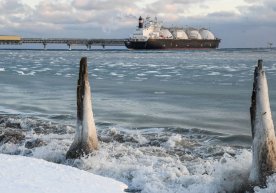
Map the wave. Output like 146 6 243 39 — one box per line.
0 114 267 193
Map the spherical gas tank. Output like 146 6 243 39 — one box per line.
187 29 202 40
159 29 173 39
199 29 215 40
172 30 188 39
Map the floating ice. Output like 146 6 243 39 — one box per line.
15 70 35 76
207 72 220 76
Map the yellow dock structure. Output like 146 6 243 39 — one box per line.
0 35 21 41
0 35 21 44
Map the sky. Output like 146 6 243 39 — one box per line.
0 0 275 48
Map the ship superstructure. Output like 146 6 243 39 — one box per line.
125 16 220 49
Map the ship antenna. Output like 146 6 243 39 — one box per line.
138 16 144 28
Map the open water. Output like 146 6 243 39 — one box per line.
1 48 276 192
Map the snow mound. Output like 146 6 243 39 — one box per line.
0 154 127 193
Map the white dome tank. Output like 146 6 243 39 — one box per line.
199 29 215 40
172 30 188 39
186 29 202 40
159 29 173 39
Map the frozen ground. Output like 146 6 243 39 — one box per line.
0 154 127 193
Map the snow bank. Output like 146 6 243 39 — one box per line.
0 154 127 193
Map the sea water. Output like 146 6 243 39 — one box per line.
1 48 276 192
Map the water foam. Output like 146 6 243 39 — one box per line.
0 115 272 193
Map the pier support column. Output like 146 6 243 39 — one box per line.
43 43 47 50
67 44 72 51
86 44 91 50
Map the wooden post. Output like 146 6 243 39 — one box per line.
249 59 276 186
66 57 99 159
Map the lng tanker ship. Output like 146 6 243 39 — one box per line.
125 16 220 49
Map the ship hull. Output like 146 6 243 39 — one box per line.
125 39 221 49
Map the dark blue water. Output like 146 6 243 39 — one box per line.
1 48 276 192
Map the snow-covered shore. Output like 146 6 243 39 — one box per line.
0 154 127 193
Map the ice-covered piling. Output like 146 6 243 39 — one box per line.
249 59 276 186
66 57 99 159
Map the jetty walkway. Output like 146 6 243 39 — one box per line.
0 38 126 50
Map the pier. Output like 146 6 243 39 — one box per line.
0 38 126 50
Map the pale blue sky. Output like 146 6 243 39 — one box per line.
0 0 275 48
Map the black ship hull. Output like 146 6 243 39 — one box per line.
125 39 221 49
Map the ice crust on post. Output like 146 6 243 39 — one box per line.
249 59 276 186
66 57 99 159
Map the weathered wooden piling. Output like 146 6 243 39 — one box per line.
249 59 276 186
66 57 99 159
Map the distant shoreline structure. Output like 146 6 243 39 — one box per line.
0 35 126 50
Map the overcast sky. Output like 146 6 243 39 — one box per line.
0 0 275 48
